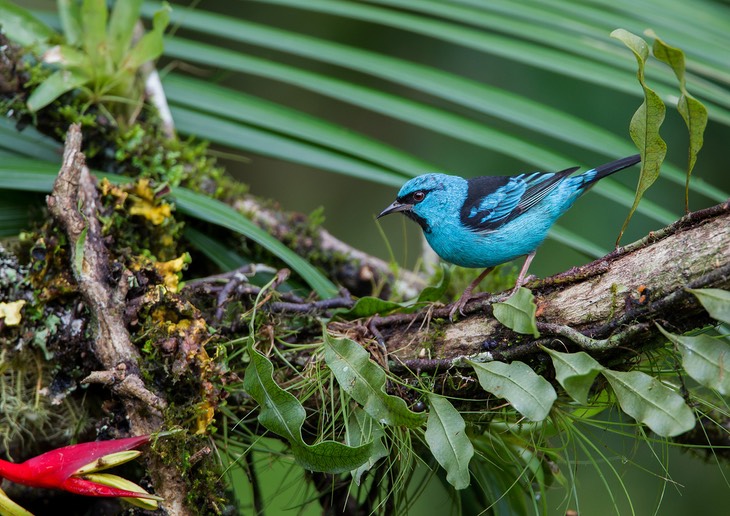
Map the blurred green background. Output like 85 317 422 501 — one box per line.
17 0 730 514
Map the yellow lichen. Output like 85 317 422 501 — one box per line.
0 300 26 326
128 179 172 225
154 253 191 293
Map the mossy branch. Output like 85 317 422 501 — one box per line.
46 124 191 515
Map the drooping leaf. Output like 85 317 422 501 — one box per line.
493 287 539 337
542 348 604 405
0 0 56 48
425 394 474 490
346 408 388 485
650 32 708 212
27 69 89 112
657 325 730 396
610 29 667 245
469 360 556 421
183 227 248 272
687 288 730 325
322 332 426 428
601 369 695 437
243 346 372 473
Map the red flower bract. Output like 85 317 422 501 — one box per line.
0 435 153 499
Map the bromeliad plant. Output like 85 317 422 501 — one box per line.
0 0 170 125
0 434 161 514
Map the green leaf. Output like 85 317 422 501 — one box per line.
108 0 143 64
657 325 730 396
58 0 83 46
687 288 730 325
171 188 337 299
123 3 170 71
322 332 426 428
346 408 388 485
0 0 56 48
493 287 539 337
425 394 474 490
335 296 405 319
650 32 708 212
81 0 109 72
610 29 667 245
183 227 248 272
27 69 90 112
469 360 556 421
601 369 695 437
417 264 450 303
243 346 372 473
162 74 432 179
74 226 87 277
542 348 604 405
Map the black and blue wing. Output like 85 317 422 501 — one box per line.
459 167 579 232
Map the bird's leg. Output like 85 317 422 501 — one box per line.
448 267 494 320
509 251 536 296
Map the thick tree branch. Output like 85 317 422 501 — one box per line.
46 125 190 515
369 202 730 369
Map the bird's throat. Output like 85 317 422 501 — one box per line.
404 210 431 233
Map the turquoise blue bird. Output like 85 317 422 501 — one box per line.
378 155 641 319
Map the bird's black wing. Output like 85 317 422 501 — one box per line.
460 166 579 232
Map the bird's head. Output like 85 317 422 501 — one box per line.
377 174 463 233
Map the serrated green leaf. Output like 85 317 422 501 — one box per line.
493 287 539 337
469 360 556 421
323 332 426 428
123 3 170 71
650 32 708 212
0 0 56 48
657 324 730 396
27 69 89 112
687 288 730 325
601 369 695 437
244 347 372 473
610 29 667 245
542 348 604 405
108 0 143 64
425 394 474 490
346 408 388 485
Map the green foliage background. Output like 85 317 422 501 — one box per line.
3 0 730 514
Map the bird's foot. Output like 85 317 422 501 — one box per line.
448 296 469 321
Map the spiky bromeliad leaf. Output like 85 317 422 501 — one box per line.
610 29 667 245
425 394 474 490
687 288 730 324
601 369 695 437
649 31 708 212
243 346 372 473
657 325 730 396
542 348 604 405
493 287 540 337
346 408 388 485
468 361 556 421
322 332 426 428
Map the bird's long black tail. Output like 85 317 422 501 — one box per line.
584 154 641 186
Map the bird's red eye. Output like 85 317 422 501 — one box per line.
413 191 425 202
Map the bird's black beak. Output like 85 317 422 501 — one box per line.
377 200 412 219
